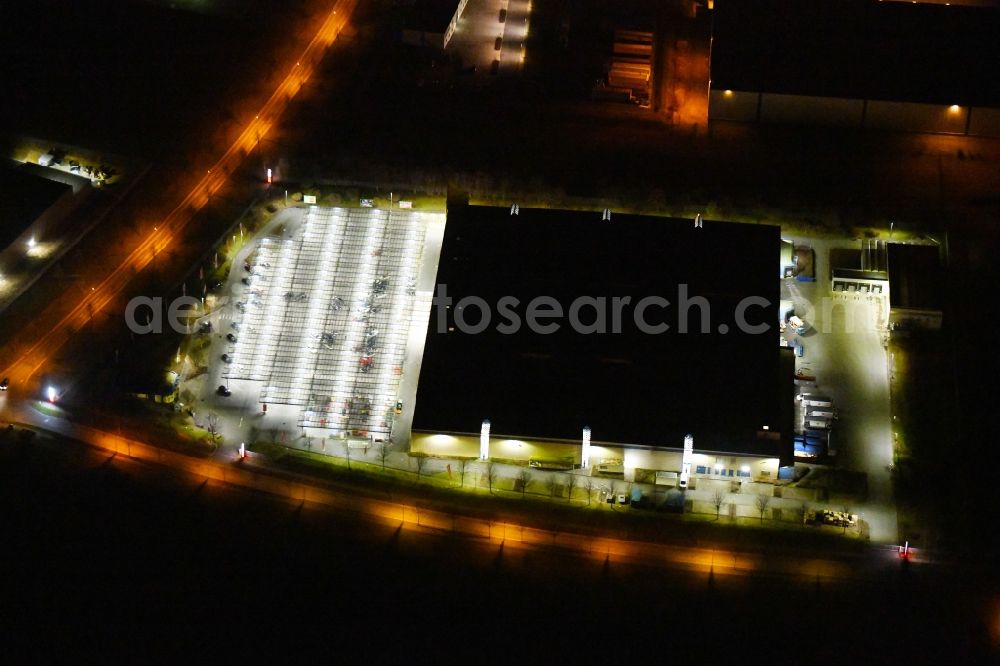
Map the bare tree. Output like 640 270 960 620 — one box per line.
842 505 851 535
486 462 499 493
342 440 352 471
545 474 558 500
205 413 221 441
377 442 391 470
457 458 468 488
712 490 726 520
583 477 595 506
414 454 428 480
565 473 578 503
516 468 530 497
755 493 772 523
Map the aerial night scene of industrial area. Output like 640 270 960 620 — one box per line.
1 0 999 661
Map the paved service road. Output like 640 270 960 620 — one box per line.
785 237 897 543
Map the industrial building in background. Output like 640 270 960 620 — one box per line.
708 0 1000 136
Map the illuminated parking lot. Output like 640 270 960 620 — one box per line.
223 206 439 440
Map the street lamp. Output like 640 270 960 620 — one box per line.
46 386 58 403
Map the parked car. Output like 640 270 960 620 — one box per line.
217 385 231 397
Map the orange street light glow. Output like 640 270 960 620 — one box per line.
0 0 358 388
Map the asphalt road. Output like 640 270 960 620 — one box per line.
1 392 909 584
0 0 357 393
2 414 995 661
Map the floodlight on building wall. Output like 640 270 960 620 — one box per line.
480 419 491 460
680 434 694 488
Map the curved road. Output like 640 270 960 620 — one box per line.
0 0 358 389
0 392 911 586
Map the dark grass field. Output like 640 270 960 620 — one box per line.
1 427 996 662
0 0 317 161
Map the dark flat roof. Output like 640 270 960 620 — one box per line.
413 204 789 457
711 0 1000 106
403 0 458 34
888 244 943 310
0 163 69 249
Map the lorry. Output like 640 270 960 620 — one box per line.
800 393 832 407
794 369 816 385
794 437 820 458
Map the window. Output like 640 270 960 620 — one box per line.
695 465 707 474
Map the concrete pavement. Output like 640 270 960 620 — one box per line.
784 236 898 543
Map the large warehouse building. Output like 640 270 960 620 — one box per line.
410 203 795 483
708 0 1000 136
